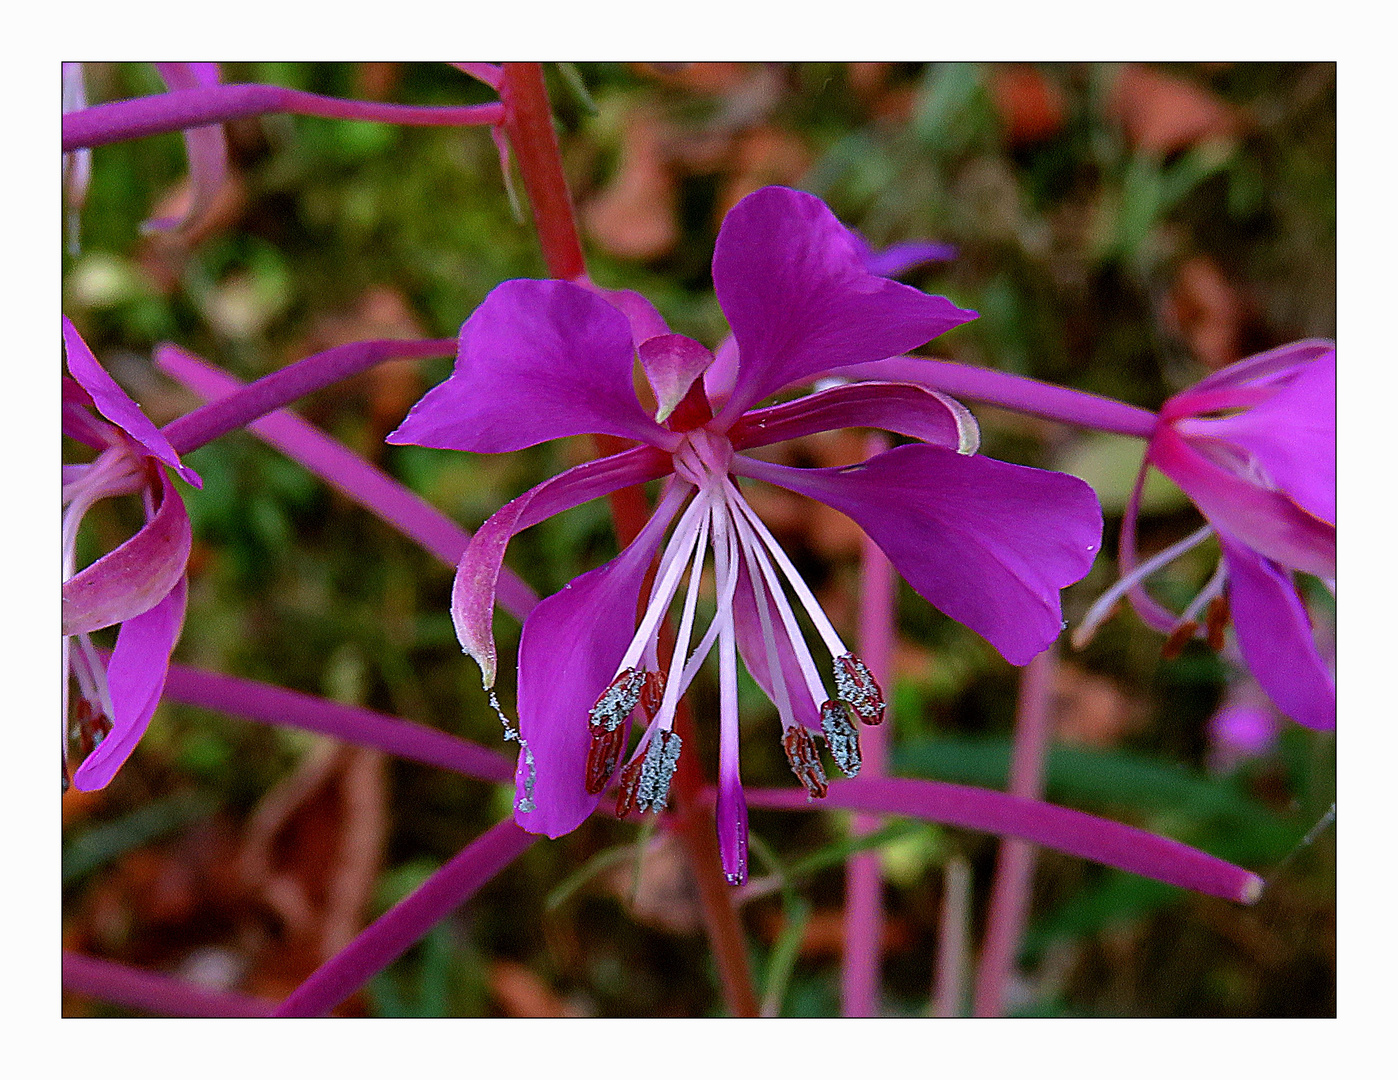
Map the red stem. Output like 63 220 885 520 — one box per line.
498 62 758 1018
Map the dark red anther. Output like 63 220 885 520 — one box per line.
1205 596 1230 653
640 670 667 720
615 755 646 819
833 653 885 725
585 723 627 794
781 726 828 798
590 668 647 733
1162 619 1199 660
73 697 113 759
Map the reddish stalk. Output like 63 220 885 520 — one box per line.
841 432 895 1016
499 62 758 1017
972 643 1058 1016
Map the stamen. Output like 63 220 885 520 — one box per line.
782 726 828 798
1205 596 1230 653
615 755 645 819
724 490 828 709
1073 524 1215 650
834 653 885 726
820 700 862 777
617 491 710 674
651 508 711 732
724 478 848 659
585 724 628 795
71 696 113 760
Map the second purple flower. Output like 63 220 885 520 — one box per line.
388 186 1103 884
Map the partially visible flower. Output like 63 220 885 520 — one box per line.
389 185 1103 884
1076 340 1335 730
62 318 201 791
1206 681 1281 774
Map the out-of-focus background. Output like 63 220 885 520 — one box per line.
62 62 1334 1017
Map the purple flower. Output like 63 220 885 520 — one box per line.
1206 682 1281 774
1076 340 1335 730
388 186 1103 884
62 318 201 791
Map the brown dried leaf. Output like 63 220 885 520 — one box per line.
583 106 679 261
1110 64 1237 156
1054 664 1145 747
1165 255 1249 370
992 65 1067 146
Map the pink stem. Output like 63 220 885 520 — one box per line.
972 643 1057 1017
841 432 894 1017
160 660 515 783
273 819 536 1016
63 952 276 1017
155 344 538 620
932 855 972 1017
63 84 503 152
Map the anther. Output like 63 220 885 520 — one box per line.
1161 620 1199 660
1205 596 1230 653
640 670 667 721
820 700 862 777
590 668 648 733
72 697 112 760
585 724 627 794
833 653 885 726
782 726 828 798
615 730 682 817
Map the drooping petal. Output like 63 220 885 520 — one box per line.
1218 533 1335 731
734 445 1102 666
514 487 688 837
63 318 202 487
451 446 672 689
728 380 977 454
638 334 714 423
1149 425 1335 578
72 576 186 791
1179 348 1335 526
1174 338 1334 400
860 239 958 278
711 186 977 421
63 468 191 636
144 63 229 237
731 559 822 732
744 778 1263 903
387 280 673 454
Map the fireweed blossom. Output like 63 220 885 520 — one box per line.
389 186 1103 884
1076 341 1335 730
62 318 201 791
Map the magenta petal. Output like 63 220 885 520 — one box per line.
579 282 671 348
1150 426 1335 578
1183 348 1335 526
144 63 228 236
1219 534 1335 731
1177 338 1334 399
62 318 201 487
638 334 714 423
711 186 976 419
731 559 821 732
63 469 191 636
734 445 1102 666
744 778 1262 903
451 446 672 689
514 494 683 837
729 381 977 453
73 576 186 791
387 280 671 454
